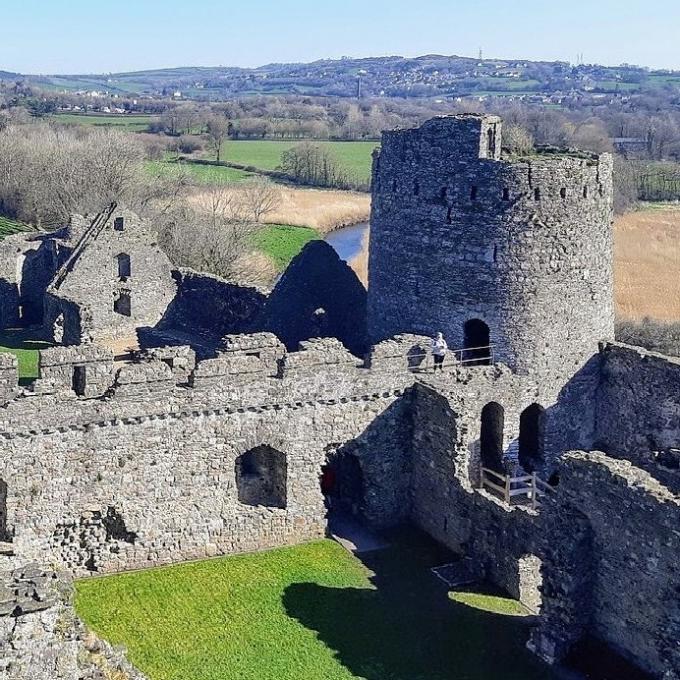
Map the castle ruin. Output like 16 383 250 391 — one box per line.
0 114 677 680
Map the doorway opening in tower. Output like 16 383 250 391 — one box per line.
321 449 364 520
480 401 505 473
518 403 546 473
462 319 491 365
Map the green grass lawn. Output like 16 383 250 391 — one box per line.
220 140 378 181
75 534 552 680
0 328 50 382
53 113 158 132
145 159 254 184
0 215 32 238
253 224 320 269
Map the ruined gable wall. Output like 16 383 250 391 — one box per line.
47 210 177 342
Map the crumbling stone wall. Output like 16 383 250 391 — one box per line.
533 452 680 678
0 563 146 679
368 114 614 391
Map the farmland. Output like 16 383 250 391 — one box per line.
52 113 158 132
221 140 377 181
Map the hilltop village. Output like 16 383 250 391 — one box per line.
0 115 677 680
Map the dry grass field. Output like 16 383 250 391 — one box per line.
614 205 680 321
189 185 370 234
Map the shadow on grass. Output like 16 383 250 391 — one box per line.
283 529 555 680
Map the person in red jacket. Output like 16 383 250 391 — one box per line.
320 465 337 509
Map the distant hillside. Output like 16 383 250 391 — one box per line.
9 54 680 100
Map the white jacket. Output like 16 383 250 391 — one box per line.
431 336 448 356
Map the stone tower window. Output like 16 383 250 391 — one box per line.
486 126 497 157
518 403 546 472
533 188 541 201
235 445 287 509
463 318 491 365
560 188 567 199
440 187 448 201
583 186 589 199
116 253 131 280
480 402 504 472
114 217 125 231
413 181 420 197
72 365 86 397
470 186 478 201
113 291 131 317
446 206 452 224
392 179 398 193
502 188 510 201
0 480 8 541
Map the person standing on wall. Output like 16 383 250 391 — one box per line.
431 332 448 371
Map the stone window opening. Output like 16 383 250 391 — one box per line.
413 181 420 197
113 291 131 317
72 365 87 397
446 206 452 224
463 318 491 365
235 445 287 509
440 187 448 201
502 187 510 201
470 186 478 201
518 403 546 473
392 179 398 193
53 313 65 344
0 480 9 542
480 402 504 473
598 184 604 197
113 217 125 231
583 186 589 199
533 187 541 201
116 253 131 280
487 127 496 156
560 187 567 199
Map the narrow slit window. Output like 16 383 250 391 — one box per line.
502 187 510 201
533 188 541 201
470 186 478 201
560 188 567 199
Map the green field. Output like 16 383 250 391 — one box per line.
221 140 378 180
145 159 254 184
0 216 32 238
53 113 158 132
253 224 320 269
75 535 549 680
0 329 50 382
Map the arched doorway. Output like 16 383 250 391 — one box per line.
518 403 545 472
235 445 287 509
480 402 504 472
463 319 491 365
321 449 364 518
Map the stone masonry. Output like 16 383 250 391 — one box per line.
0 115 677 680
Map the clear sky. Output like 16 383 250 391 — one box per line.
2 0 678 74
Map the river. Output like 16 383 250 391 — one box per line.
324 222 369 263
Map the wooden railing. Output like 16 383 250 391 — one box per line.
480 467 554 510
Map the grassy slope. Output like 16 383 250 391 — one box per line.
221 140 378 180
75 537 549 680
0 216 31 238
253 224 320 269
145 159 254 183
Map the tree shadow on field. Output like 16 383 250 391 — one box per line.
283 529 555 680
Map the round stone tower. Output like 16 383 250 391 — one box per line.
367 114 614 386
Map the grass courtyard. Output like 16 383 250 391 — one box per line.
0 328 50 382
75 533 552 680
252 224 320 269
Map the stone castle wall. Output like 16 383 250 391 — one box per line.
368 115 614 391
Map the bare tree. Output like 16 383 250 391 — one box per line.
236 178 281 222
205 115 230 163
502 124 535 155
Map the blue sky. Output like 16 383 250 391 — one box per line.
2 0 677 74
